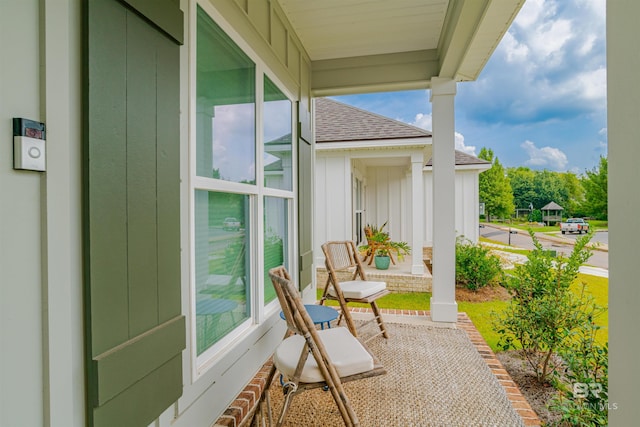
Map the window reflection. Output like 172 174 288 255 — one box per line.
263 76 292 191
196 8 256 184
264 197 288 304
194 190 250 355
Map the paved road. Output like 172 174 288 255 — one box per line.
479 224 608 270
561 230 608 246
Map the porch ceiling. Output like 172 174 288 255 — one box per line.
358 155 412 167
277 0 525 96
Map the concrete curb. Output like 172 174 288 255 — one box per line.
481 223 608 252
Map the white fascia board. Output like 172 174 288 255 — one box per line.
315 137 430 151
424 163 490 172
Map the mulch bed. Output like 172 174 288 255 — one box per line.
497 350 562 425
456 284 512 302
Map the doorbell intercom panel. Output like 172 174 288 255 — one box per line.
13 118 46 172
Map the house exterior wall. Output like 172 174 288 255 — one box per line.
366 166 407 241
454 171 480 243
1 1 85 427
314 154 351 250
0 0 312 426
314 149 483 266
424 170 479 246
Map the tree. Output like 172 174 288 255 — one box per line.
581 156 608 219
478 148 514 221
560 171 585 217
495 232 596 383
531 169 569 210
508 167 537 210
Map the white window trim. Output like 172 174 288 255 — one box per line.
188 1 298 380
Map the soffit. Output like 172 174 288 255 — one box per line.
278 0 448 60
277 0 525 95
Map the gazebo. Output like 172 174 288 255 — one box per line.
541 201 564 226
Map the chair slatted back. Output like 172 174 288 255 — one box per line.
322 240 368 281
269 266 313 337
320 241 390 341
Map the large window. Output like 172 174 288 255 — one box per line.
264 197 289 304
263 76 292 191
194 6 294 361
196 8 255 183
194 191 250 355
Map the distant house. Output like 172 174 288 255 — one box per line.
314 98 490 274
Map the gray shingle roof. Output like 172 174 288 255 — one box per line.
425 150 490 167
316 97 489 167
541 201 564 211
315 97 431 142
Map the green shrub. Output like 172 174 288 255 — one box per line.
455 236 503 290
494 230 594 383
550 316 609 426
529 209 542 223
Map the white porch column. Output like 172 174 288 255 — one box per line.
411 153 425 275
430 78 458 322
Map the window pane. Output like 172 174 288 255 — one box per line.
263 76 292 191
196 7 256 184
195 190 250 355
264 197 288 304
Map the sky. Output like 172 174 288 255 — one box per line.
332 0 607 175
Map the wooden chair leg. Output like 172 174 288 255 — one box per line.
370 301 389 340
338 299 358 338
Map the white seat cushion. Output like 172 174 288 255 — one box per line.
328 280 386 299
274 327 374 383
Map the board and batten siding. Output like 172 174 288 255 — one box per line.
313 150 483 267
365 166 407 242
314 155 351 249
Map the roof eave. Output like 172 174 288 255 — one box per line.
315 137 431 151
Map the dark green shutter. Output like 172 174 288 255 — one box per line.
297 101 313 290
83 1 184 426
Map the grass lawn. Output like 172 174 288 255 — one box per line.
317 273 608 351
479 237 531 255
574 272 608 345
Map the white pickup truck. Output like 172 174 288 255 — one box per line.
560 218 590 234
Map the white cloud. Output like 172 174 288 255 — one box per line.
410 113 476 156
585 0 606 19
598 127 608 151
521 140 568 170
501 32 529 63
455 132 476 156
465 0 607 125
527 18 573 64
562 67 607 102
582 68 607 102
577 33 597 56
514 0 549 29
411 112 432 130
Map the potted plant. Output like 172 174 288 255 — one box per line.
360 223 411 270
